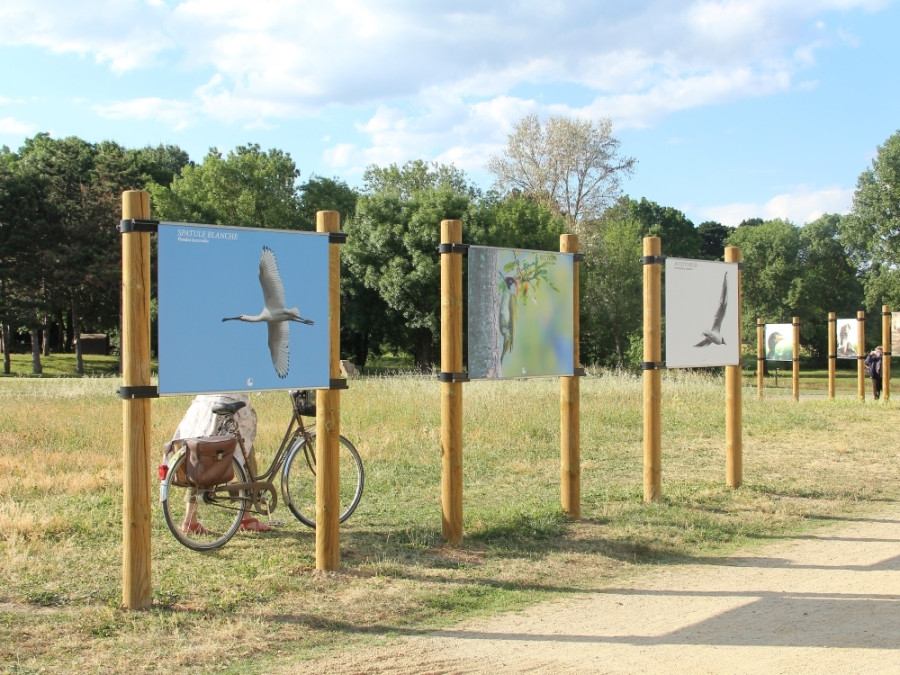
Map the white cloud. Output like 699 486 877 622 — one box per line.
92 98 194 131
698 185 854 227
0 116 37 135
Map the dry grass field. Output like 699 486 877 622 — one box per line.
1 370 897 673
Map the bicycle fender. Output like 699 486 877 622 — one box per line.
160 447 186 502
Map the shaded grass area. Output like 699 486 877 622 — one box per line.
1 373 898 673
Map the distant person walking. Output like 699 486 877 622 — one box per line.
865 346 884 400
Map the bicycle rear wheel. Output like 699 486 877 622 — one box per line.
161 453 247 551
282 432 364 528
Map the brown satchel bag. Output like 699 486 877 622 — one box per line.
183 436 236 487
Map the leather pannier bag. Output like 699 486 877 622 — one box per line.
184 436 236 487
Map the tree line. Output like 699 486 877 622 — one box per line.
2 121 898 374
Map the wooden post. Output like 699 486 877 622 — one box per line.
316 210 341 570
440 220 464 545
792 317 800 402
756 318 764 399
642 237 662 502
725 246 742 488
882 305 891 401
560 234 580 518
121 190 152 610
827 312 836 399
858 311 866 401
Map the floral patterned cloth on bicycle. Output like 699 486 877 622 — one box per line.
170 394 257 470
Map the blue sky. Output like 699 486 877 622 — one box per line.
1 0 897 227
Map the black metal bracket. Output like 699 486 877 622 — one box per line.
437 243 469 255
328 232 347 244
573 367 586 377
438 371 469 383
736 262 746 270
330 378 349 390
118 385 159 399
573 253 585 263
641 361 665 370
640 255 666 265
119 219 159 233
883 310 892 316
827 317 837 323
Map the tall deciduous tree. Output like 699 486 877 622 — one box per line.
343 161 472 368
727 219 802 341
150 144 303 229
840 130 900 309
486 114 636 231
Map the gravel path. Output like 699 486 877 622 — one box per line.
295 503 900 674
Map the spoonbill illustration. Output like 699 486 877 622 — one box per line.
694 272 728 347
222 246 313 378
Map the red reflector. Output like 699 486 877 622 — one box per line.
158 464 168 481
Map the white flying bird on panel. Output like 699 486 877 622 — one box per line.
694 272 728 347
222 246 313 378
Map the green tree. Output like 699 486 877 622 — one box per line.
486 114 636 231
726 219 801 341
840 130 900 309
698 220 733 260
298 175 359 230
580 205 643 368
150 144 303 229
343 161 472 368
792 214 864 357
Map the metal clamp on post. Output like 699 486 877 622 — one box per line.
573 253 585 263
438 371 469 383
573 367 586 376
329 378 349 390
119 219 159 233
736 262 746 270
437 243 469 255
641 361 665 370
328 232 347 244
118 386 159 399
640 255 666 265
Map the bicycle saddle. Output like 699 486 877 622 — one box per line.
211 401 246 415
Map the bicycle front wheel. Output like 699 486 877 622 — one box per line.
282 432 364 528
161 453 247 551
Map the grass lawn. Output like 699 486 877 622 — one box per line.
1 369 898 672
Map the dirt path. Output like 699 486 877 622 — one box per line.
298 503 900 674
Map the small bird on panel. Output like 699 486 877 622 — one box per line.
223 246 313 378
499 271 519 362
694 272 728 348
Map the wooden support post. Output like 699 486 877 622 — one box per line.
642 237 662 503
316 210 341 570
440 219 464 545
883 305 891 401
121 190 152 610
560 234 580 518
792 317 800 402
858 311 866 401
756 318 764 399
827 312 836 399
724 246 742 488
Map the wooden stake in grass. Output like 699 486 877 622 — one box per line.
724 246 742 488
757 318 764 399
792 317 800 402
316 210 342 570
642 237 662 503
827 312 836 399
121 190 152 611
441 219 464 545
858 311 866 401
560 234 580 519
882 305 891 401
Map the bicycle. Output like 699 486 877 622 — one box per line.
159 389 364 551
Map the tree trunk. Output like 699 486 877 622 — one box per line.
2 322 10 375
31 328 43 374
72 295 84 375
